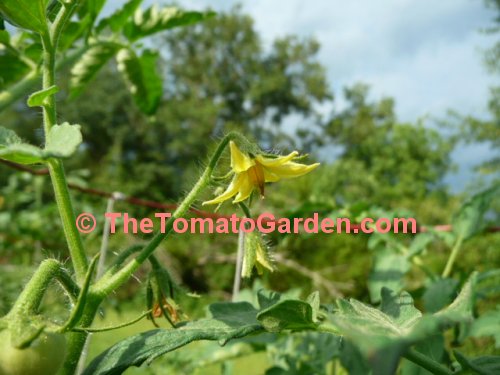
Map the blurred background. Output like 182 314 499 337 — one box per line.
0 0 499 373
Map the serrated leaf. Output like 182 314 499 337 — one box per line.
0 0 50 35
380 288 422 329
83 302 263 375
368 250 411 303
454 351 500 375
453 185 500 240
116 48 162 115
469 306 500 348
97 0 143 32
70 42 122 97
257 300 317 332
435 273 475 321
0 126 44 164
27 85 59 107
327 282 475 375
423 278 459 313
122 5 215 41
45 122 82 157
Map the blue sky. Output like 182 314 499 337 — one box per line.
113 0 499 190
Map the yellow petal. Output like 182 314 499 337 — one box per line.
255 151 299 167
202 174 244 205
263 168 280 182
265 162 320 179
230 141 255 173
233 173 255 203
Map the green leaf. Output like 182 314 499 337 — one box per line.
434 273 475 321
453 185 500 241
27 85 59 107
45 123 82 158
0 53 30 90
408 233 435 257
327 280 475 375
70 42 122 97
380 288 422 329
454 351 500 375
116 48 163 115
469 306 500 348
0 126 44 164
122 5 215 41
0 30 9 45
83 302 263 375
368 250 411 303
0 123 83 164
423 278 459 313
257 300 317 332
0 0 49 35
97 0 143 32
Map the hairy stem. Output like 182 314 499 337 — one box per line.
94 132 245 297
40 1 88 283
48 159 89 282
8 259 78 316
403 348 453 375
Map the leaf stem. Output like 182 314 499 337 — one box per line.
403 348 453 375
93 132 244 297
442 235 464 278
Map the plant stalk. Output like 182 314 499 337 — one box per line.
94 132 245 297
442 235 464 278
403 348 453 375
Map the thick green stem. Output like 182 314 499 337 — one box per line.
403 348 453 375
48 159 88 283
60 297 101 375
40 1 88 283
8 259 78 315
94 132 244 297
442 235 464 278
41 34 57 135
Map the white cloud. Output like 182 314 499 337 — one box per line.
139 0 498 188
177 0 495 122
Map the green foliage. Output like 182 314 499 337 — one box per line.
27 85 59 108
83 302 263 375
0 1 498 374
0 0 49 35
116 48 162 115
70 42 123 97
0 124 81 164
122 5 216 42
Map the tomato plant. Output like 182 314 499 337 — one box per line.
0 1 499 375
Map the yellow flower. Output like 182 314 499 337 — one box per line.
203 141 320 205
242 232 274 278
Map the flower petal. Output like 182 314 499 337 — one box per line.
230 141 255 173
263 168 280 182
202 174 244 205
233 173 255 203
255 151 299 167
265 162 320 179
